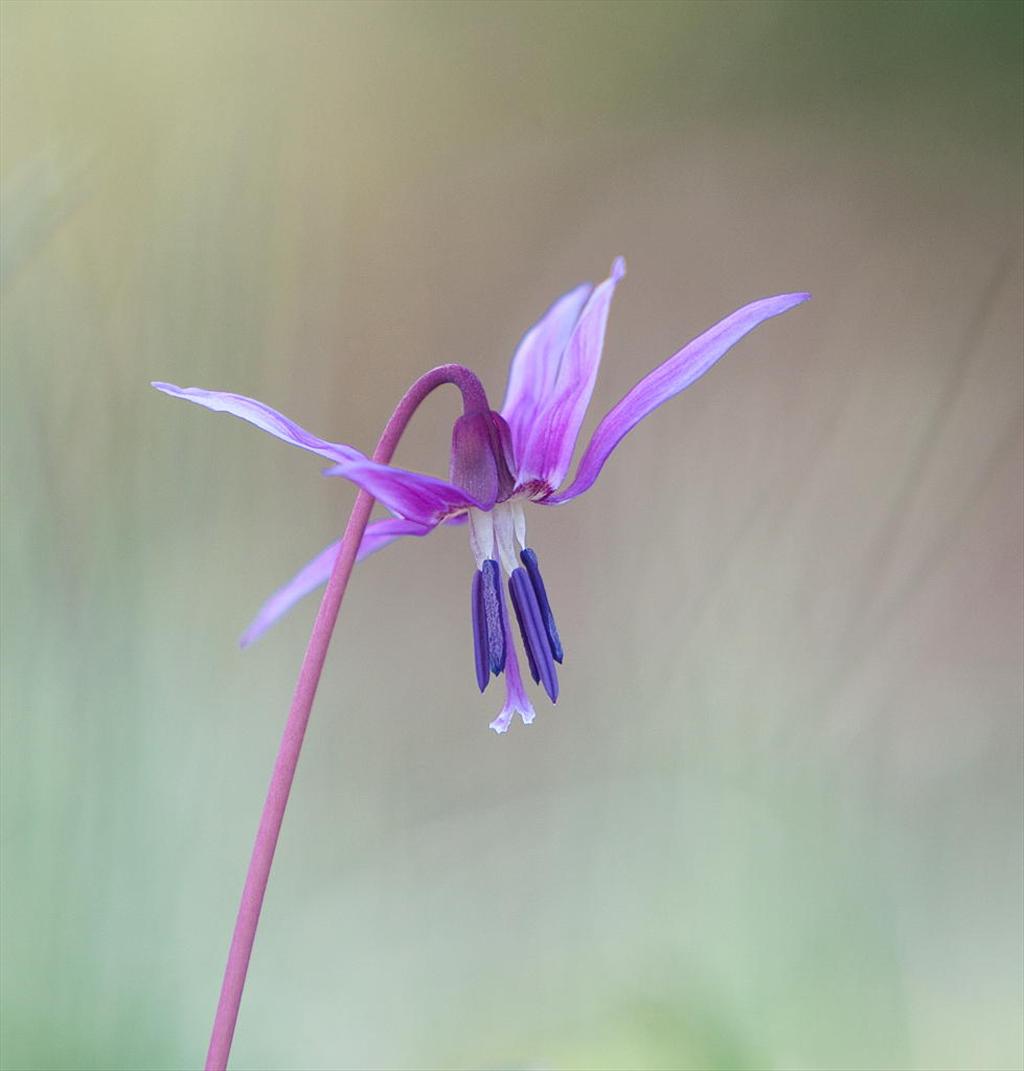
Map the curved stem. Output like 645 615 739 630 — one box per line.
204 364 488 1071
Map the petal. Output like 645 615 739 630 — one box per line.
240 539 339 648
545 291 811 504
324 458 489 523
358 517 435 559
501 281 593 462
516 257 626 489
239 518 434 647
151 382 364 464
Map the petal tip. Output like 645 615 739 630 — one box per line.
489 714 512 734
611 255 627 282
239 617 270 648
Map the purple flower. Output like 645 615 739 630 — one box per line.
154 258 808 732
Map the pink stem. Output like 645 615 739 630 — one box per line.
205 364 489 1071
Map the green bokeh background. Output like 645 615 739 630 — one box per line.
2 2 1021 1069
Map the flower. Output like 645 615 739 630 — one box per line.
154 258 808 732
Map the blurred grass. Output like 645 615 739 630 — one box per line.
2 2 1022 1069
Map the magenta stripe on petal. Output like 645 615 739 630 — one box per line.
151 383 364 464
545 291 810 504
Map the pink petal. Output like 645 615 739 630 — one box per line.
240 518 434 647
516 257 626 490
501 281 593 464
324 457 488 524
151 383 363 464
546 291 811 504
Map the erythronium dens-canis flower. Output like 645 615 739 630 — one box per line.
157 259 808 1071
155 258 808 733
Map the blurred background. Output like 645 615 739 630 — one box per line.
2 2 1021 1069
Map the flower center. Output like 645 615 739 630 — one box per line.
468 500 525 574
467 500 563 703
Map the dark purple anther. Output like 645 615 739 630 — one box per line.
519 547 563 664
470 570 489 693
480 559 507 675
509 567 559 703
510 575 540 685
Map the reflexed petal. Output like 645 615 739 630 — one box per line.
151 382 364 464
358 517 435 559
545 291 811 504
239 518 435 647
516 257 626 489
324 458 489 523
240 539 338 648
501 281 593 461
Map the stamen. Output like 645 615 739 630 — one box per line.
468 508 495 568
508 567 559 703
470 570 489 692
493 502 519 575
480 559 507 675
510 575 540 684
520 547 563 663
511 500 527 550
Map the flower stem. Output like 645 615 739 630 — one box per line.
204 365 489 1071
